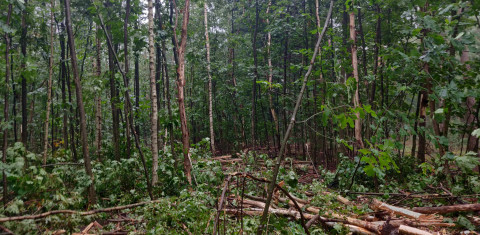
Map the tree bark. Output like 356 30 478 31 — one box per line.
147 0 159 185
43 0 55 165
64 0 96 205
204 2 216 156
3 3 12 208
257 1 334 233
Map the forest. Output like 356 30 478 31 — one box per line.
0 0 479 233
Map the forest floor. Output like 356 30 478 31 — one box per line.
1 149 479 234
42 154 480 234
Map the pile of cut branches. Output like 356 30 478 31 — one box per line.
214 172 479 235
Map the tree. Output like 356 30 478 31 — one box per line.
64 0 96 205
147 0 159 185
124 0 132 158
203 1 215 156
21 0 29 146
172 0 193 185
349 0 364 149
94 24 103 158
43 0 55 165
2 3 12 208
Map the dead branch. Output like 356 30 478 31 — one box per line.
213 175 231 235
0 199 163 222
370 199 440 221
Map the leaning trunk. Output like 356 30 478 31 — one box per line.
64 0 96 205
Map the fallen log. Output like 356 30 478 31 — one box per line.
0 199 163 222
412 203 480 214
370 199 440 221
398 225 432 235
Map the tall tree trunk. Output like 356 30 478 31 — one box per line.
59 20 69 150
124 0 132 158
21 0 29 146
175 0 193 185
134 20 140 136
204 2 216 156
370 4 381 107
147 0 159 185
43 0 55 165
251 0 259 148
266 0 280 150
94 24 103 158
3 3 12 208
257 1 334 233
64 0 96 205
349 2 364 149
106 20 120 161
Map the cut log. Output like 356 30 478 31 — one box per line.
371 199 440 221
325 222 376 235
398 225 432 235
412 204 480 214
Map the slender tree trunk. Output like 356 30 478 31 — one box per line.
94 24 103 158
43 0 55 165
175 0 193 185
349 2 364 149
258 1 334 233
147 0 159 185
3 4 12 208
21 0 29 146
370 4 381 107
134 21 140 136
204 2 216 156
106 20 120 161
64 0 96 205
462 50 478 152
59 20 69 150
251 0 259 148
417 87 428 163
124 0 132 158
266 0 280 150
411 92 420 156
